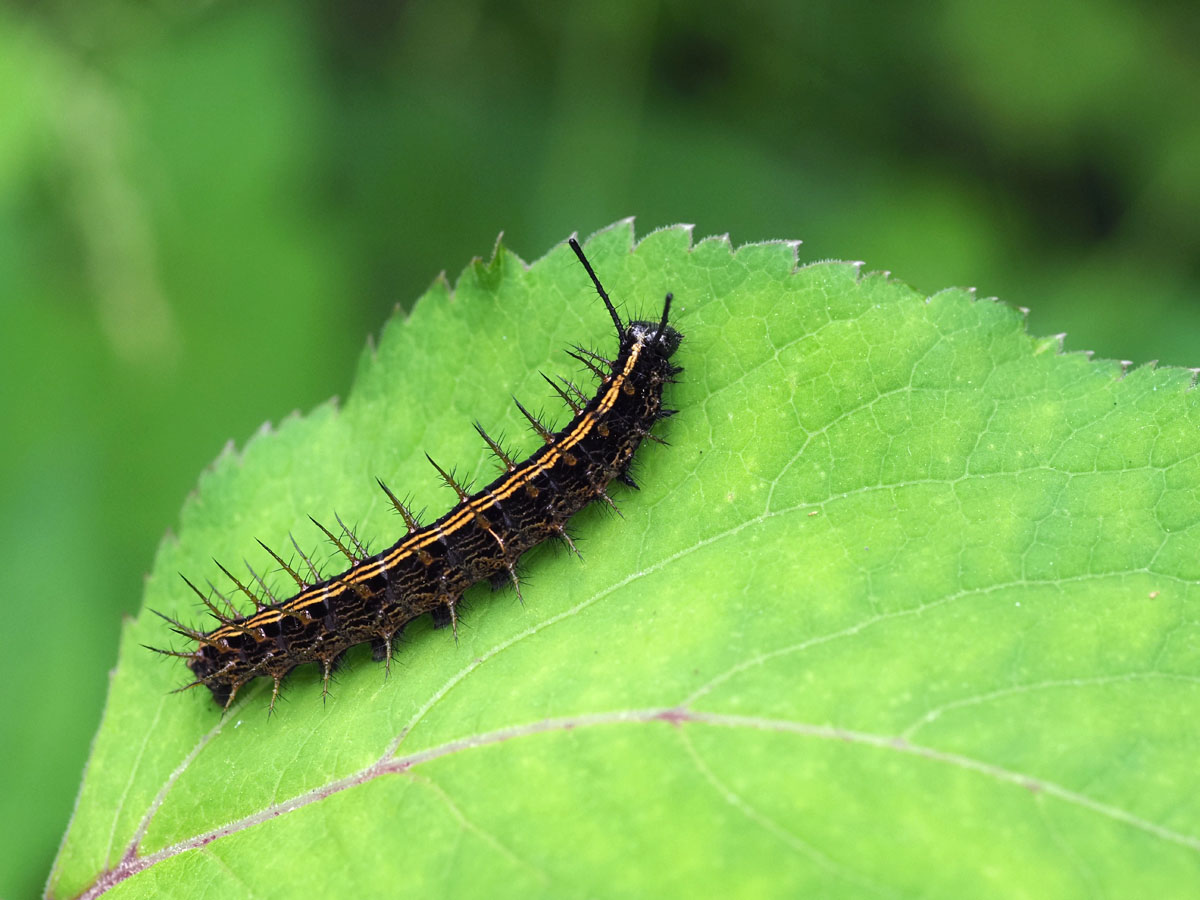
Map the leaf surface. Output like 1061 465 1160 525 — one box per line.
50 221 1200 898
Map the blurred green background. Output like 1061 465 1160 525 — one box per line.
1 1 1196 896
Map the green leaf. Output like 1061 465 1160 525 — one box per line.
50 220 1200 898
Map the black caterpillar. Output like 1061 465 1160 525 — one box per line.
149 238 682 712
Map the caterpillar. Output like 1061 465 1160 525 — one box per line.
149 238 682 713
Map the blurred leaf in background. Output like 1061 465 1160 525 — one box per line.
0 1 1196 897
